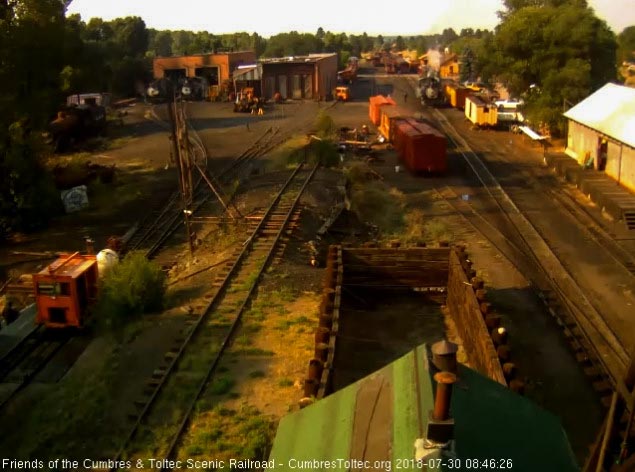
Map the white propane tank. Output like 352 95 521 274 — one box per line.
97 249 119 278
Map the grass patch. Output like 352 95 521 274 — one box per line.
235 334 253 346
246 307 265 321
0 346 121 459
232 347 275 357
210 376 235 395
425 219 453 242
249 370 266 378
242 323 262 334
275 315 311 330
267 135 308 170
278 378 294 387
180 405 276 463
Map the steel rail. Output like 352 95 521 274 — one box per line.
432 108 629 389
109 162 316 470
160 163 319 469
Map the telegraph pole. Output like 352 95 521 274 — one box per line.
167 83 195 256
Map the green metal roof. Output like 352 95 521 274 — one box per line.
269 344 578 472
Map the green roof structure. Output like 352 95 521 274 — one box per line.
269 344 578 472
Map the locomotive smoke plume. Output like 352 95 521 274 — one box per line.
426 49 442 71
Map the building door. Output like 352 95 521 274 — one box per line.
278 75 287 99
195 66 219 85
597 137 608 171
291 75 302 99
264 77 275 99
303 75 313 99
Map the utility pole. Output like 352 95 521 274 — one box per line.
167 85 195 256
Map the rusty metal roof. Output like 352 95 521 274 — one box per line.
269 344 578 471
564 83 635 148
37 253 96 279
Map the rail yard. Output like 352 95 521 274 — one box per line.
1 52 635 472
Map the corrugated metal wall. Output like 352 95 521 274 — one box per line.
568 120 598 165
568 120 635 192
615 146 635 192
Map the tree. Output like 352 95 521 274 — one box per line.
316 27 325 40
441 28 458 46
494 0 616 132
459 47 476 83
151 30 173 57
110 16 148 58
618 26 635 63
374 35 384 50
395 35 406 51
0 0 67 238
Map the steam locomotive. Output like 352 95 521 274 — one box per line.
147 77 208 103
417 71 445 107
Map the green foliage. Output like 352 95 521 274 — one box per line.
493 1 617 133
210 376 235 395
618 26 635 64
0 123 61 239
263 31 323 57
314 111 336 137
347 168 405 235
94 251 166 333
278 378 294 387
308 138 339 167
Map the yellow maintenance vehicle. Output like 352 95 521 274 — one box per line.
334 86 351 102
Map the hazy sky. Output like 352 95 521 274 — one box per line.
66 0 635 36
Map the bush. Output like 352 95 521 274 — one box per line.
94 251 166 333
350 181 404 234
307 138 339 167
314 111 336 138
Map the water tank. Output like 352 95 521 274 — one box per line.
97 249 119 278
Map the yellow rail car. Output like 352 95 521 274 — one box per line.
444 83 471 109
465 95 498 128
379 106 410 142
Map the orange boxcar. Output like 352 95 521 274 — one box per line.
33 252 98 328
394 118 447 174
368 95 396 126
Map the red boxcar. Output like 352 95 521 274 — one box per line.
394 118 447 174
368 95 396 126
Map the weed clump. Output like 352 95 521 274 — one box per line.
314 111 336 138
210 376 235 395
307 138 339 167
94 251 166 333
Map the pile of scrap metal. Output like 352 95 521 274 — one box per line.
233 87 265 114
337 126 372 153
337 56 359 84
47 100 106 153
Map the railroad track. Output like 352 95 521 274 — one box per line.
497 156 635 278
109 162 318 471
0 326 71 408
431 108 629 403
123 99 328 259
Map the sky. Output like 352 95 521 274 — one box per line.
66 0 635 37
